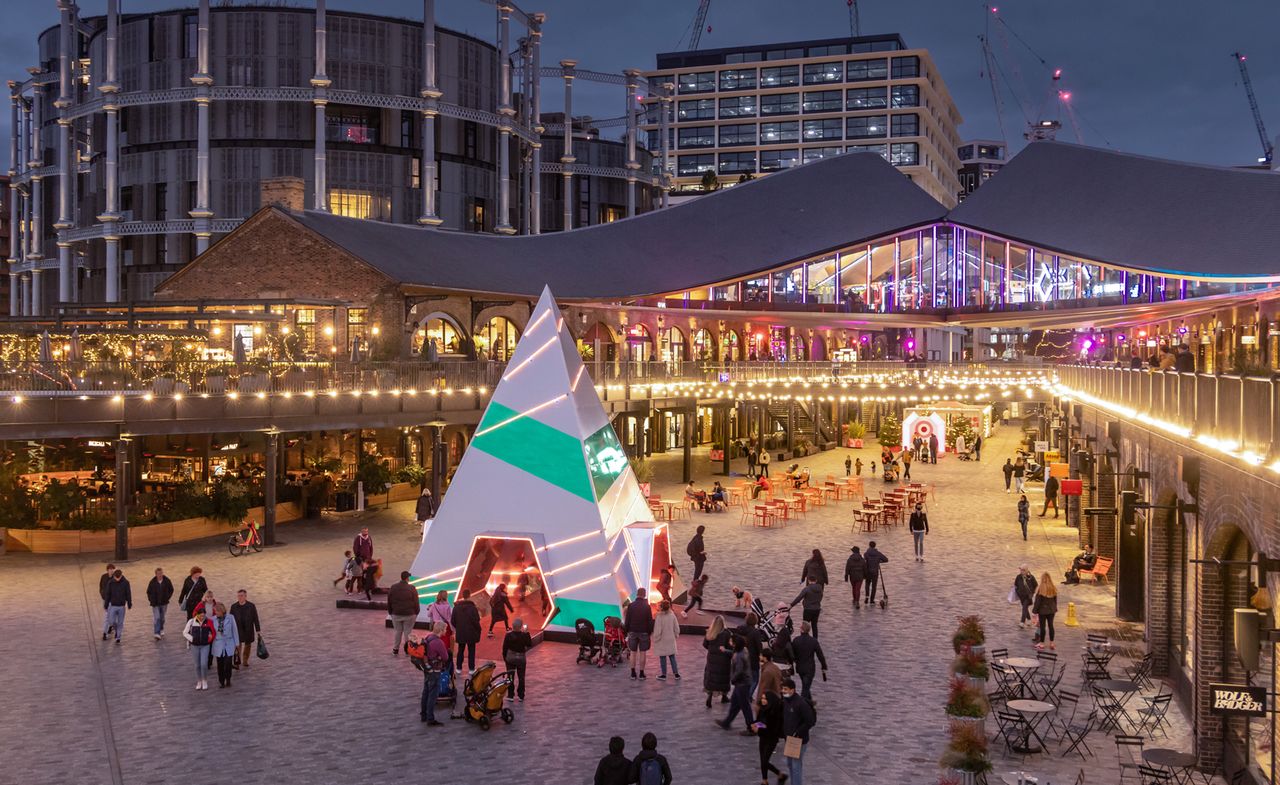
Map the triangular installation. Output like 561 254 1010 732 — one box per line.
409 287 663 634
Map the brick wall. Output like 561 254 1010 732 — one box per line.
1095 454 1117 559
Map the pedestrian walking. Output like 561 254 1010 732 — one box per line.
1013 567 1037 629
1017 494 1030 540
687 524 707 581
656 565 676 604
1013 457 1027 493
702 615 733 708
100 563 118 637
387 571 420 656
789 577 824 640
908 502 929 562
928 433 939 463
418 622 449 725
1002 458 1014 493
183 607 216 690
755 649 783 719
682 574 708 617
758 447 771 477
1032 573 1058 649
594 737 631 785
1039 474 1060 518
855 457 863 476
843 546 866 607
973 434 983 461
502 618 533 701
338 551 360 594
901 448 912 480
863 542 888 605
628 732 673 785
488 583 514 637
652 600 682 681
101 569 132 643
717 636 756 731
229 590 261 668
781 678 817 785
623 588 654 680
146 567 174 640
844 455 852 476
800 549 828 585
353 526 374 564
755 690 785 785
746 444 757 476
210 603 240 687
452 588 481 672
736 612 766 695
178 566 207 619
791 621 827 703
414 487 435 528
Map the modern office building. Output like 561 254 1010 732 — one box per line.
7 1 664 310
956 139 1007 201
641 34 963 207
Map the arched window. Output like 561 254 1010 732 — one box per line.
692 329 716 361
661 326 686 362
723 329 741 361
413 315 465 356
581 322 619 362
790 334 808 361
626 324 652 362
475 316 521 362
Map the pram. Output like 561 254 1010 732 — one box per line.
600 616 626 667
574 618 603 665
462 662 515 730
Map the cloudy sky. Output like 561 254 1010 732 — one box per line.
4 0 1277 166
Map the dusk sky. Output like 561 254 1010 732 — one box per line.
3 0 1277 167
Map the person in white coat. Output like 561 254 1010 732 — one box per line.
651 600 682 681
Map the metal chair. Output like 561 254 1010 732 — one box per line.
1115 734 1145 784
1081 650 1110 685
1126 651 1155 689
1094 685 1134 733
994 710 1032 761
1048 688 1081 741
1133 693 1173 739
1059 708 1098 761
1137 764 1174 784
989 647 1009 660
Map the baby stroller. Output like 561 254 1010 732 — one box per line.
574 618 603 665
462 662 515 730
601 616 626 667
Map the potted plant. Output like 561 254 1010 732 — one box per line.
952 614 985 654
944 676 987 722
630 456 654 498
794 438 813 458
951 648 989 687
846 420 866 449
939 718 993 785
709 442 725 462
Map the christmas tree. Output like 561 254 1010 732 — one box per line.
878 412 901 449
946 416 976 450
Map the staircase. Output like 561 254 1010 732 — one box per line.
765 401 835 448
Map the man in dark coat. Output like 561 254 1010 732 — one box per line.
145 567 174 640
972 434 983 461
623 588 655 680
102 570 132 643
928 433 940 464
1002 459 1015 493
387 571 421 657
844 546 866 606
686 525 707 581
452 589 482 672
1175 343 1196 373
1040 474 1060 518
100 563 117 636
229 589 262 668
735 612 767 694
781 679 817 783
353 527 374 562
791 620 827 703
789 576 825 639
593 736 631 785
863 542 888 604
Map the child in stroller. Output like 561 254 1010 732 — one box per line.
575 618 603 665
601 615 626 667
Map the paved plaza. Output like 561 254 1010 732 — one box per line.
0 423 1208 785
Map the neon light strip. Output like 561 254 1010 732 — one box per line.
613 546 631 574
554 573 610 595
544 551 606 577
542 530 597 550
411 564 464 583
523 307 552 337
571 364 586 392
502 335 560 381
474 393 568 437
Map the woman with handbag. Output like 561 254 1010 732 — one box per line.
501 618 533 701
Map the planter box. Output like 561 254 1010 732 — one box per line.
709 449 725 461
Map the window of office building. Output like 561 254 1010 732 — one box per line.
719 95 757 118
677 71 716 93
891 84 919 108
958 145 974 160
760 65 799 87
724 52 762 64
467 197 487 232
760 93 800 116
326 107 380 144
808 44 848 57
678 99 715 121
719 68 757 91
847 143 888 159
760 149 799 171
890 142 919 166
677 154 715 176
766 48 805 61
846 86 888 110
846 57 888 82
978 144 1004 159
803 62 844 85
718 152 756 174
891 113 919 137
802 146 842 164
802 90 842 113
678 126 716 148
646 128 674 151
719 123 757 147
760 121 799 144
329 189 391 221
803 118 843 141
846 114 887 139
183 14 198 59
891 56 920 79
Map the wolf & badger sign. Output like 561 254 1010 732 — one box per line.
1208 684 1267 717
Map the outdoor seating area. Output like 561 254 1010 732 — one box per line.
690 474 926 530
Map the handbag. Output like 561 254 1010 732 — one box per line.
1007 587 1017 604
256 635 269 660
783 736 803 759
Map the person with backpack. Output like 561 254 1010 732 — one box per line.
502 618 533 701
417 622 450 725
908 502 929 562
593 736 631 785
863 542 888 605
210 602 240 688
182 607 217 691
146 567 173 640
716 635 755 732
101 569 132 644
686 525 707 581
789 576 825 640
780 677 817 785
387 571 420 656
844 546 866 607
629 732 672 785
452 589 482 673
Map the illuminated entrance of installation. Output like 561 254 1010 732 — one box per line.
458 536 554 632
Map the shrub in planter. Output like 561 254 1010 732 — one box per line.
944 676 987 719
939 719 993 781
394 464 427 487
210 478 252 524
76 511 115 532
846 421 866 449
951 649 989 681
952 614 986 654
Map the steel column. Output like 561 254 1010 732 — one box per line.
264 431 278 545
624 69 639 217
494 4 514 234
114 435 130 561
560 60 576 231
190 0 214 254
528 15 544 234
311 0 330 211
418 0 443 226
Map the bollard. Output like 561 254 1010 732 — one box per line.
1064 601 1079 627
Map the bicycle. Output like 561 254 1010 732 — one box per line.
228 521 264 557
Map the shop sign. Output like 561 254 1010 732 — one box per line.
717 372 730 383
1241 335 1257 345
1209 683 1266 716
1034 440 1049 452
86 440 110 448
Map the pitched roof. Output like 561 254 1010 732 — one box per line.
947 141 1280 278
289 151 946 298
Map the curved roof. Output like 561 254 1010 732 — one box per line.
290 151 946 298
947 141 1280 278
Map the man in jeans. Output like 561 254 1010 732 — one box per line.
781 677 816 785
418 623 449 726
909 503 929 562
102 569 132 643
145 567 173 640
789 576 825 640
386 571 421 656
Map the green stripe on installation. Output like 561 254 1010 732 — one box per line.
470 401 594 502
550 597 621 631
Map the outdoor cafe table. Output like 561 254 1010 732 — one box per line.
1142 749 1200 785
1000 773 1043 785
1007 699 1055 754
1096 678 1141 732
1000 657 1042 698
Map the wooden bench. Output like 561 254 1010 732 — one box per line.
1079 556 1114 584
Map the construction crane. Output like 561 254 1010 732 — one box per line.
1232 52 1273 163
687 0 712 50
846 0 860 38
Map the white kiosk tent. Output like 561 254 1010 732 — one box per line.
409 287 666 634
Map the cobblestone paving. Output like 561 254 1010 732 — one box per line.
0 422 1215 785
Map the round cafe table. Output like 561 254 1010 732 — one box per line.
1007 699 1055 753
1000 657 1042 699
1000 773 1042 785
1143 748 1198 784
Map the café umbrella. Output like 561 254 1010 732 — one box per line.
38 330 52 362
233 333 247 364
69 328 82 361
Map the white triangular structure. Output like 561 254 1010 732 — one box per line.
409 287 661 633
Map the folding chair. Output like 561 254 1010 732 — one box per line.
1074 769 1086 785
1095 685 1135 734
1115 734 1145 784
1036 659 1066 703
989 662 1020 702
986 688 1008 716
1081 650 1110 685
1137 764 1174 785
989 647 1009 660
1047 688 1081 741
1126 652 1155 689
994 710 1032 762
1059 709 1097 761
1134 693 1173 739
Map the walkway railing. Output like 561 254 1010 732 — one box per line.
1056 365 1280 461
